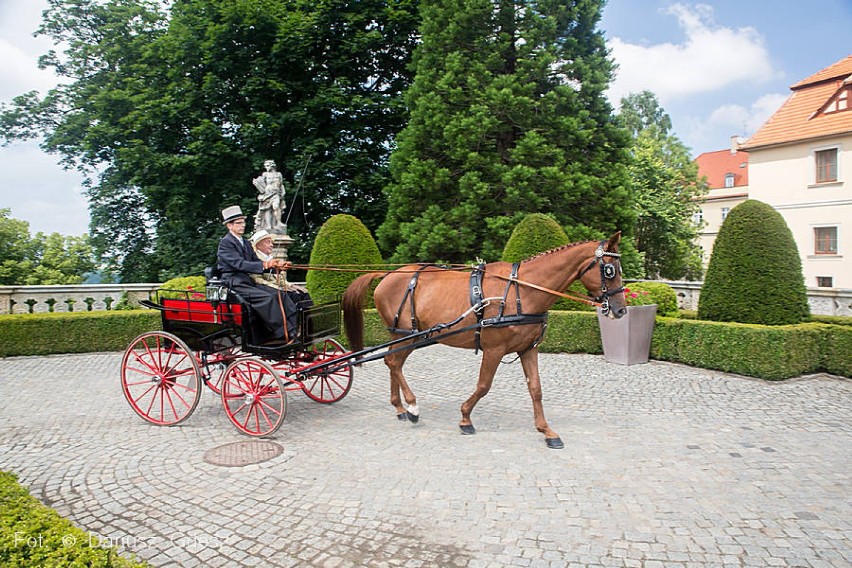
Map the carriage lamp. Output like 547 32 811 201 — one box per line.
206 278 229 303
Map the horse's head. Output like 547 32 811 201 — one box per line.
577 232 627 319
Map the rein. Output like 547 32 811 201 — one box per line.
287 240 623 312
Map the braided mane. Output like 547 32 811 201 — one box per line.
523 239 596 262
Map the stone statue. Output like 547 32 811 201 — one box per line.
252 159 287 233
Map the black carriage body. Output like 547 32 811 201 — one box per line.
148 289 340 356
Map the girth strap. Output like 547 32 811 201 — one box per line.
470 264 486 353
498 263 521 318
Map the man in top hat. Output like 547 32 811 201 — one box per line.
217 206 298 342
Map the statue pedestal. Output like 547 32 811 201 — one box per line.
270 233 294 262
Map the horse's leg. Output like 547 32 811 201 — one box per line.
458 349 502 435
519 348 564 449
384 343 420 423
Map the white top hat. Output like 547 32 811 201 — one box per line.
221 205 245 224
250 229 272 246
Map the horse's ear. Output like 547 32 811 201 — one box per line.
607 231 621 250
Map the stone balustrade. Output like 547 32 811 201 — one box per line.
1 281 849 317
649 281 852 317
0 284 161 314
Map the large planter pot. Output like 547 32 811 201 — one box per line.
597 304 657 365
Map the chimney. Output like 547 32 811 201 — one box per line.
730 135 739 155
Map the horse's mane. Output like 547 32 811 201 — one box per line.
523 239 597 263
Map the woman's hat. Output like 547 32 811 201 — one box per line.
250 229 272 246
221 205 246 224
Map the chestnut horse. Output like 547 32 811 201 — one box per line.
342 232 627 449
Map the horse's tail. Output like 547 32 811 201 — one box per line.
342 272 384 352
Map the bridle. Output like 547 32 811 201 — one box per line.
576 240 624 316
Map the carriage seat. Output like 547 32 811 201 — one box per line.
204 265 222 283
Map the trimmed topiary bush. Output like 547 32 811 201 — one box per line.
501 213 593 310
501 213 570 263
698 200 809 325
306 214 383 304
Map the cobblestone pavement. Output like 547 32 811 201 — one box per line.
1 347 850 567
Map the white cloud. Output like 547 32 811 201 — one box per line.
705 92 788 136
681 92 790 152
0 38 60 101
0 0 89 236
606 2 779 106
0 140 89 236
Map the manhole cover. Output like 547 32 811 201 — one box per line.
203 440 284 467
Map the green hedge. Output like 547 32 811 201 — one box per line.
361 310 849 379
651 318 828 380
0 310 161 358
2 309 848 380
0 471 149 567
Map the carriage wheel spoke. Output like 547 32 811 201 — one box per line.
121 332 201 427
221 359 286 437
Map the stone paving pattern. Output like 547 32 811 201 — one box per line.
0 346 850 567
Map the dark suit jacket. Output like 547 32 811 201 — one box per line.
217 232 265 287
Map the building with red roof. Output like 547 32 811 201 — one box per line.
740 54 852 290
695 138 749 267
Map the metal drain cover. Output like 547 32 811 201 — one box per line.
203 440 284 467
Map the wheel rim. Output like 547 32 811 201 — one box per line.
302 339 353 404
121 332 201 426
221 359 286 437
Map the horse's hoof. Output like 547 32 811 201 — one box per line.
459 424 476 435
545 437 564 449
406 411 419 424
397 413 408 421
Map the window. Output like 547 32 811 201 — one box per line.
814 226 838 255
816 276 833 288
721 207 730 220
824 85 850 114
815 148 838 183
724 173 735 188
692 210 703 225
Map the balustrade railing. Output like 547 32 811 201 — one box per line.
1 282 849 317
0 284 161 314
649 281 852 317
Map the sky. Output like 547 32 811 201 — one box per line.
0 0 850 237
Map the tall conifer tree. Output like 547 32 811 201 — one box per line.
378 0 633 263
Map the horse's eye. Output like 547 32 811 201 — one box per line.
603 263 617 280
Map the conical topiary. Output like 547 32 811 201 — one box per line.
501 213 591 311
501 213 570 263
306 215 383 304
698 199 809 325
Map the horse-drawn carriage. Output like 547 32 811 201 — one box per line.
121 233 628 448
120 279 353 437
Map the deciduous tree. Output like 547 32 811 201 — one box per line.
0 209 95 284
1 0 419 281
618 91 705 280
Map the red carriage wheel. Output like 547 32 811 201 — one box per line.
301 339 353 404
120 331 202 426
221 358 287 437
202 340 241 395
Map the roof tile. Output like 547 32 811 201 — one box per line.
742 54 852 150
695 149 749 188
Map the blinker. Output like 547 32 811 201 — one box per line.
603 263 617 280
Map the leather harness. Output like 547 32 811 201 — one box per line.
389 263 548 355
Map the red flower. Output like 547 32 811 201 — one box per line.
623 287 650 306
